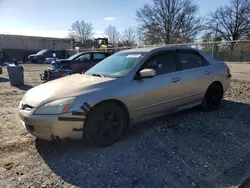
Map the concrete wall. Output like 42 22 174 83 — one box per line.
0 34 73 50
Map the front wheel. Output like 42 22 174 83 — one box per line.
201 83 224 112
84 102 127 147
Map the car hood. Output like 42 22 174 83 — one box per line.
22 74 116 107
29 54 43 58
28 54 37 57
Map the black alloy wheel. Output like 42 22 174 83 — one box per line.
202 83 224 111
84 102 127 146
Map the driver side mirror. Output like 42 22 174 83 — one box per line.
139 68 156 78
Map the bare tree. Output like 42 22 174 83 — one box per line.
142 24 163 45
68 32 76 40
202 32 222 42
136 28 144 46
69 20 94 43
122 26 136 46
206 0 250 49
105 25 120 45
136 0 203 44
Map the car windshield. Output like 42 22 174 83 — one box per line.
67 52 84 60
85 52 146 78
37 49 47 55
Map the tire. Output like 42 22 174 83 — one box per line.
201 83 223 112
38 59 44 64
84 102 127 147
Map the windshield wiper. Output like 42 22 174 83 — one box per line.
91 73 105 78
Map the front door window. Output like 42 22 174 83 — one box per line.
75 54 91 61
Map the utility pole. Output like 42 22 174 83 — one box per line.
212 24 219 58
138 32 141 47
215 24 218 39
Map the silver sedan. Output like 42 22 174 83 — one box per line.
18 46 231 146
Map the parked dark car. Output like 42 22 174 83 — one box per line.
28 49 65 64
54 51 111 73
0 66 2 75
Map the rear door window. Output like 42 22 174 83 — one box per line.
93 53 106 60
177 51 210 70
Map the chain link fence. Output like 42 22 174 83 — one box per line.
66 40 250 63
2 39 249 63
187 40 250 62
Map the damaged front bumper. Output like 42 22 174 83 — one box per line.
18 109 86 141
40 69 57 81
40 69 72 81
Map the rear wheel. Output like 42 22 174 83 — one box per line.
201 83 223 111
37 59 44 64
84 102 127 146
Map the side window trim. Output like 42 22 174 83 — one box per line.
199 54 211 66
90 52 93 61
190 50 211 66
133 50 181 80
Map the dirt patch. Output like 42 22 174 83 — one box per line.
0 64 249 188
227 63 250 81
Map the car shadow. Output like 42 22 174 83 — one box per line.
15 84 33 91
0 77 9 82
35 100 250 188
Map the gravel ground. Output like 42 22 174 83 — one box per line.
0 64 250 188
227 63 250 81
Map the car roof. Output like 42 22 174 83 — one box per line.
78 51 110 54
92 51 110 53
117 46 200 54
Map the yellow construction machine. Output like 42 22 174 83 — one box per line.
91 38 108 52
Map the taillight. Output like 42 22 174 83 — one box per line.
227 68 231 78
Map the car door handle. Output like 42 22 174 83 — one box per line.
172 78 181 83
205 70 211 75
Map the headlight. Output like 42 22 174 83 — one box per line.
18 101 22 109
34 97 76 115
